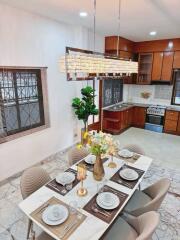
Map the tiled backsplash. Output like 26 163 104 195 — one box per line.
123 84 173 106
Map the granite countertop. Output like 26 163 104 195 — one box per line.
104 102 180 112
104 102 149 112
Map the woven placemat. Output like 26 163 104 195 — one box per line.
31 197 86 240
46 168 79 196
110 164 145 189
83 185 128 223
116 153 141 163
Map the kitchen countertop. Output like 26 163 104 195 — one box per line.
104 102 180 112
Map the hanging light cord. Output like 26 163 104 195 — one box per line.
117 0 122 56
93 0 96 52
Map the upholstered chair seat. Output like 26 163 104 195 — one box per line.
123 144 146 155
68 146 89 166
124 190 152 214
123 178 170 216
103 211 159 240
35 232 55 240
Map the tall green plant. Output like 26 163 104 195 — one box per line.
72 86 98 130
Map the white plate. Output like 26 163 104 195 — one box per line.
119 168 139 181
96 192 120 210
42 204 69 226
56 172 75 185
84 155 96 165
118 149 133 158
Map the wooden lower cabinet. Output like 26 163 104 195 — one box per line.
103 106 145 134
132 107 147 128
177 116 180 134
164 110 179 134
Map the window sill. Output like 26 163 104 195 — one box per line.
0 123 50 144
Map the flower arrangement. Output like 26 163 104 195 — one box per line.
87 131 118 157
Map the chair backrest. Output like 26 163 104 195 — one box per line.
68 146 89 165
131 178 170 216
123 144 145 155
20 167 51 199
136 211 160 240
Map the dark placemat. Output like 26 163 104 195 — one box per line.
110 164 145 189
46 168 79 196
78 157 109 172
83 185 128 223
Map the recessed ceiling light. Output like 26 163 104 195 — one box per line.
149 31 157 36
79 12 88 17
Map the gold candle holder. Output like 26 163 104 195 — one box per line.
77 164 88 197
108 155 117 168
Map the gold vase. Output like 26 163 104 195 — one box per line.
93 155 105 181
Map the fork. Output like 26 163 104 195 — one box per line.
60 219 78 238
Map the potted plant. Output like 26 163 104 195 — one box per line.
72 86 98 142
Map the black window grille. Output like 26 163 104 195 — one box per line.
0 68 45 137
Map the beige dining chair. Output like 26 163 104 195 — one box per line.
20 167 51 239
123 178 170 217
68 146 89 165
103 211 159 240
123 144 146 155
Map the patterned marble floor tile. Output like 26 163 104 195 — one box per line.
0 128 180 240
0 199 23 229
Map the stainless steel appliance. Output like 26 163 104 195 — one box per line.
145 105 166 133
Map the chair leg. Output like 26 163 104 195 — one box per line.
27 219 33 240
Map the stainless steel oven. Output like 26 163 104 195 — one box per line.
145 105 166 133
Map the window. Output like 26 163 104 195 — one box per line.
172 70 180 105
0 67 49 142
102 78 123 107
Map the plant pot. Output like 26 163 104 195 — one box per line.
81 128 89 146
93 155 105 181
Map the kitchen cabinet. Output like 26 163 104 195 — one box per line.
103 106 146 134
173 51 180 69
132 107 147 128
164 110 179 133
151 52 174 83
177 115 180 134
152 52 163 81
103 107 133 134
161 52 174 82
137 53 153 84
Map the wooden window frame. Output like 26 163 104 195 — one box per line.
0 66 50 144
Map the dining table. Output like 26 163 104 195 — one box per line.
19 152 152 240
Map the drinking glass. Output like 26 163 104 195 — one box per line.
65 182 73 191
97 182 104 195
69 201 78 215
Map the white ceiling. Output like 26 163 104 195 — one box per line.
1 0 180 42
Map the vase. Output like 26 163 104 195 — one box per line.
93 155 105 181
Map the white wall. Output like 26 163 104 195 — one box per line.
123 84 173 106
0 3 104 181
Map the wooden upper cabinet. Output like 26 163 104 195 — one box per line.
105 36 134 53
161 52 174 82
137 53 153 84
152 52 163 81
173 51 180 69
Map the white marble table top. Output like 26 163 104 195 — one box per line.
19 155 152 240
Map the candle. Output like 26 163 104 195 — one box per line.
77 164 86 181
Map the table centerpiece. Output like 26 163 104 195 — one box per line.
87 131 118 181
